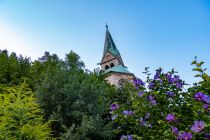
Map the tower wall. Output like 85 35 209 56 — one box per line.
106 73 134 87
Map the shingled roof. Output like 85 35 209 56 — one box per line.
104 65 133 75
100 24 124 65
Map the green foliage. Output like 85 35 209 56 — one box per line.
191 57 210 93
0 50 31 85
31 51 115 139
65 50 85 70
0 83 52 139
3 48 210 140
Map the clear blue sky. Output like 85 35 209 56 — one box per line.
0 0 210 85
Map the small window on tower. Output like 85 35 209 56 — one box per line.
105 65 109 70
110 63 114 67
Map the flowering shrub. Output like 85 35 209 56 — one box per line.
110 59 210 139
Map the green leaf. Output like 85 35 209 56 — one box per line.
191 60 197 65
194 74 201 77
196 61 205 67
192 68 203 72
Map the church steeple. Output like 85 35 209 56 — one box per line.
101 25 124 66
99 25 135 86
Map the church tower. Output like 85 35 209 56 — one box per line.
99 25 135 86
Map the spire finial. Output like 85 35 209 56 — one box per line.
106 22 108 30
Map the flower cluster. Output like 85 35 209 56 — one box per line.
171 126 178 135
171 127 193 140
148 82 155 89
154 69 162 80
194 92 210 112
138 91 144 97
178 132 192 140
194 92 210 104
166 91 175 97
111 114 118 121
139 117 152 128
123 110 134 116
170 119 205 139
191 121 205 133
203 104 209 110
148 95 157 105
133 78 145 89
120 135 133 140
111 66 210 140
110 103 119 111
165 73 184 89
166 114 175 122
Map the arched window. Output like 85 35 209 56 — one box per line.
110 63 114 67
105 65 109 70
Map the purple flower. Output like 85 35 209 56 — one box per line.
176 82 183 89
138 91 144 97
148 95 154 100
148 82 155 89
171 126 178 135
159 80 163 85
203 95 210 104
123 110 129 115
140 120 147 126
203 104 209 110
166 91 175 97
127 135 133 140
180 132 192 140
148 95 157 105
166 74 173 83
173 75 180 83
154 74 160 80
145 113 150 119
133 79 145 86
123 110 133 116
191 121 205 133
205 133 210 139
120 135 127 140
194 92 210 104
150 99 157 105
128 111 134 115
111 114 118 121
147 123 152 128
120 135 133 140
110 103 119 111
154 70 161 80
194 92 205 101
139 117 146 125
166 114 175 122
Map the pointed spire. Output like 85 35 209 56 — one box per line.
101 24 124 65
103 24 118 56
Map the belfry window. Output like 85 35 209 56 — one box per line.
105 65 109 70
110 63 114 67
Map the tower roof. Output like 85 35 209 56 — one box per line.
104 65 133 75
100 25 124 64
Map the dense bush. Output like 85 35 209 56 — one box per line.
0 83 52 139
31 51 116 139
110 60 210 140
0 50 31 85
